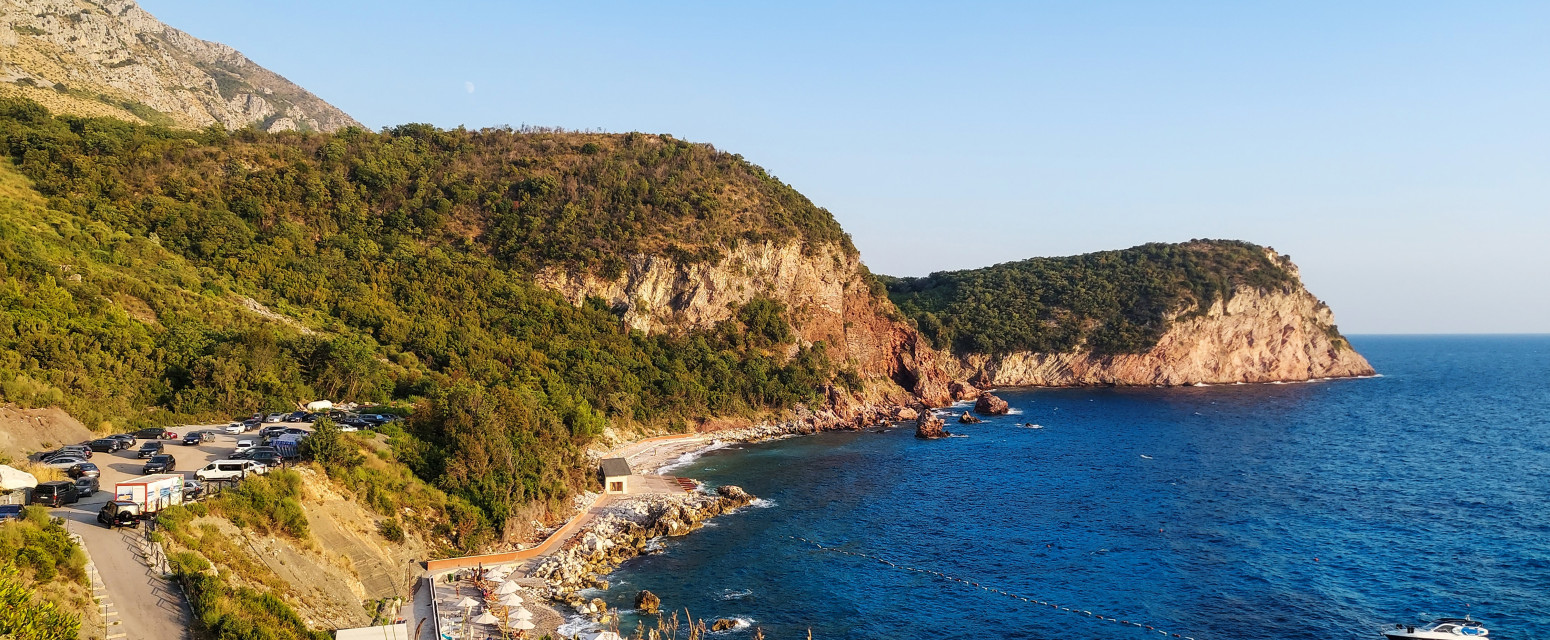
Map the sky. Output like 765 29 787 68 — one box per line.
138 1 1549 334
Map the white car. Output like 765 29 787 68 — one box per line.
196 459 264 481
234 439 254 453
338 425 358 432
224 423 244 435
265 413 286 423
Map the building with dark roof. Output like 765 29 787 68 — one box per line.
600 458 632 494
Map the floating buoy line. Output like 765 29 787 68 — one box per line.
790 536 1201 639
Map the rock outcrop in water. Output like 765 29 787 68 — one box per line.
974 393 1010 415
915 413 949 439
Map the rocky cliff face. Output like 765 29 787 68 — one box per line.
0 0 359 131
953 277 1375 387
535 241 955 406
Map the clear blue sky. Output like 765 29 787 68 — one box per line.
140 1 1549 334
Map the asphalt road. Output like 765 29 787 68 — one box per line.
47 420 313 640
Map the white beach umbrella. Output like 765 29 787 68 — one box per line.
496 580 522 595
499 593 525 606
508 607 534 620
512 619 536 631
472 611 499 625
455 596 480 610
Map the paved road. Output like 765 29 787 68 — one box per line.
58 502 188 640
47 421 312 640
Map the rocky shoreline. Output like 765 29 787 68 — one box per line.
531 485 756 625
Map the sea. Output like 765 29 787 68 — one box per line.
592 336 1550 639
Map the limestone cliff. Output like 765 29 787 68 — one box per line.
535 241 955 406
951 265 1375 387
0 0 359 131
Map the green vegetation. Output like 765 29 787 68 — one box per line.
0 96 849 547
168 550 327 640
883 240 1297 355
206 470 310 539
0 507 86 640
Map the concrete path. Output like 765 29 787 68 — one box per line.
58 499 189 640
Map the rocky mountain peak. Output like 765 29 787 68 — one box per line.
0 0 360 131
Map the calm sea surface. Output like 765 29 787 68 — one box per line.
597 336 1550 639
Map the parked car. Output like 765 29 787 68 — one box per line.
86 438 120 453
242 418 261 430
97 500 141 528
31 480 79 507
337 424 359 432
133 427 175 440
249 448 283 468
285 411 308 422
42 445 91 460
0 504 22 521
183 479 207 500
44 456 90 469
137 442 165 458
223 422 245 435
234 439 254 453
196 460 264 481
73 476 99 497
107 433 137 446
67 462 100 479
264 413 287 423
182 431 209 445
258 426 286 439
142 454 176 474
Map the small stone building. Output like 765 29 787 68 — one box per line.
600 457 632 494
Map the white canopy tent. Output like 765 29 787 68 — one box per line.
0 465 38 491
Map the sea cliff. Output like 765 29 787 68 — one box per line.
535 240 958 406
953 285 1374 387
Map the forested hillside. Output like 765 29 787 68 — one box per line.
0 96 852 545
883 241 1299 356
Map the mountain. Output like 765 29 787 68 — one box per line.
884 240 1375 386
0 0 359 131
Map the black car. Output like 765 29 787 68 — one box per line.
97 500 141 528
67 462 100 479
286 411 308 422
230 448 255 460
87 438 124 452
142 454 176 474
182 431 209 445
73 476 99 497
107 433 137 446
31 481 79 507
249 449 283 468
137 442 164 458
133 427 166 439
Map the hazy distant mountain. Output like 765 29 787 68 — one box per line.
0 0 360 131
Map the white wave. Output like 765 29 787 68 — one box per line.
946 434 970 438
644 537 666 553
1021 424 1043 429
557 614 597 637
1192 382 1208 387
656 440 732 474
1005 407 1024 415
1140 454 1153 460
748 498 776 509
709 617 754 634
719 589 753 600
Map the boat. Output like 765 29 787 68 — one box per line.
1383 618 1489 639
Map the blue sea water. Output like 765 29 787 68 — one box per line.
599 336 1550 639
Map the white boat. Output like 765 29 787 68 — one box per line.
1383 618 1488 639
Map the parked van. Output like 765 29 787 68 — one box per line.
31 480 79 507
196 459 263 481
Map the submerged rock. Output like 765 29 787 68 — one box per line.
958 411 981 424
635 590 661 615
712 619 738 631
974 393 1010 415
915 413 950 439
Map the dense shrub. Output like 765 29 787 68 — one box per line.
884 240 1296 355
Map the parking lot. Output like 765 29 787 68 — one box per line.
44 419 314 640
